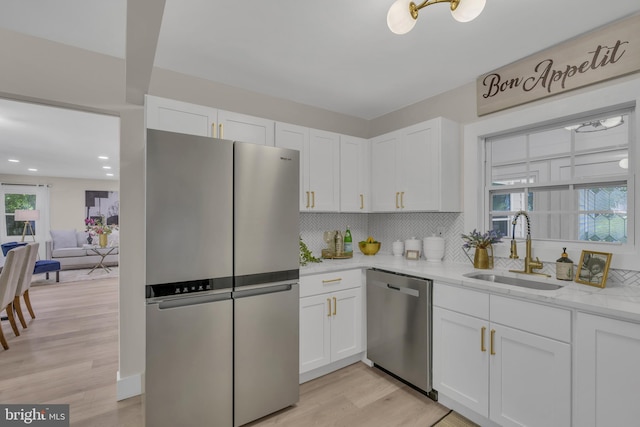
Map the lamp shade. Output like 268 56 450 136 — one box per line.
15 209 40 221
451 0 486 22
387 0 417 35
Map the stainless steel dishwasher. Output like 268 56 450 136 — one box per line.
366 269 434 397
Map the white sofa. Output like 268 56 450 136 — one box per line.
45 229 119 270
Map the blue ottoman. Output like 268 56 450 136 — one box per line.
33 260 61 282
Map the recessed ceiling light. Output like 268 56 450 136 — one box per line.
102 166 112 170
8 159 19 163
106 173 114 177
98 156 109 160
28 168 38 172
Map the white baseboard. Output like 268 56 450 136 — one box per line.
299 352 365 384
117 371 142 401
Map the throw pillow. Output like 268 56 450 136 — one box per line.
50 229 79 250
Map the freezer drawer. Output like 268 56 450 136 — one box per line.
145 293 233 427
366 269 432 393
234 283 299 426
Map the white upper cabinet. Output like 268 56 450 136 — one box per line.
146 95 216 137
145 95 274 145
275 122 340 212
217 110 274 146
340 135 370 212
370 117 461 212
370 131 401 212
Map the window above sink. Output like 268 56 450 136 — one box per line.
484 108 632 248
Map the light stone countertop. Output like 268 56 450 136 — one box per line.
301 254 640 323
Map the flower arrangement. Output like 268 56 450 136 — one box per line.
85 217 115 235
461 229 503 249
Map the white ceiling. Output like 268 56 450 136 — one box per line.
0 0 639 180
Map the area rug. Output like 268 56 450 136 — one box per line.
31 266 119 285
433 410 479 427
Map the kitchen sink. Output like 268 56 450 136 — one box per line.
463 272 563 291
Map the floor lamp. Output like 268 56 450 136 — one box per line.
15 209 40 242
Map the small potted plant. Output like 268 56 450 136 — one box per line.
461 229 503 269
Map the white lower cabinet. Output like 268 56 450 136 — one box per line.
575 312 640 427
433 283 571 427
299 270 363 375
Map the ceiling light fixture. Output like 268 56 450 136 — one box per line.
387 0 486 34
28 168 38 172
98 156 109 160
619 158 629 169
8 159 20 163
103 166 112 170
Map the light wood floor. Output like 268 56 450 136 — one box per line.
0 278 451 427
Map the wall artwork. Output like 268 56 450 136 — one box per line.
85 190 119 226
575 250 612 288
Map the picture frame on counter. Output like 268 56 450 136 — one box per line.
575 250 612 288
405 250 420 260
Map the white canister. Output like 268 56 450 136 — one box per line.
392 240 404 256
405 237 422 257
423 235 445 262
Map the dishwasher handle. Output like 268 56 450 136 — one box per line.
384 282 420 297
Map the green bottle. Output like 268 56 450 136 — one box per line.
344 226 353 254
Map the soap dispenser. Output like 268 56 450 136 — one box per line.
556 248 574 281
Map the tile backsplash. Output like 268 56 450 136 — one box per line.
300 212 640 287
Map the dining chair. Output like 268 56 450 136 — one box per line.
14 243 40 328
0 245 28 350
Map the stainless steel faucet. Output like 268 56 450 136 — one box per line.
508 211 550 277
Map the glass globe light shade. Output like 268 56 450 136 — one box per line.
451 0 486 23
619 158 629 169
387 0 417 35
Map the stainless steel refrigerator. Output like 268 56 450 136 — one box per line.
145 129 300 427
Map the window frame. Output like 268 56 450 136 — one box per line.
484 109 633 249
482 106 636 246
463 80 639 271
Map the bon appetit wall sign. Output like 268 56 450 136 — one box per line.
476 13 640 116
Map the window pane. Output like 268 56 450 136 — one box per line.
574 114 629 151
578 185 627 243
4 193 37 236
529 128 571 157
575 149 628 178
490 135 527 164
5 216 24 236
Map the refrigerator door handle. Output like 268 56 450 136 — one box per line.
233 283 295 299
154 292 232 310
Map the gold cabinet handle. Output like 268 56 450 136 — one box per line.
219 123 224 139
490 329 496 355
481 327 486 352
333 296 337 316
401 191 405 208
395 192 400 209
327 298 332 317
306 191 310 208
211 123 217 138
360 194 364 210
322 278 342 284
311 191 315 208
